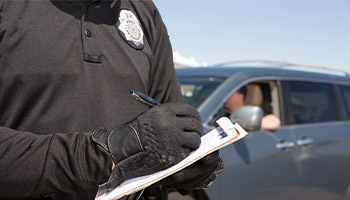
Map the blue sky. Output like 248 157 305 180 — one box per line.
153 0 350 73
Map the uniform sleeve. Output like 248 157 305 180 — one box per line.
145 1 184 104
0 126 112 199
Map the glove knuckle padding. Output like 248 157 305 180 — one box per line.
136 120 190 168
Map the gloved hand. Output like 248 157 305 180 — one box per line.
161 150 223 195
92 102 202 190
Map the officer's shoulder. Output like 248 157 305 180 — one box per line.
138 0 160 18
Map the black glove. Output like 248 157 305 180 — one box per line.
161 151 224 195
92 102 202 190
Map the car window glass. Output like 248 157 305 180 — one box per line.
178 76 226 108
339 85 350 118
288 81 337 124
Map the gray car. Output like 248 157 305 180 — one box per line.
171 63 350 200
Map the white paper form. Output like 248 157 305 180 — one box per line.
96 117 248 200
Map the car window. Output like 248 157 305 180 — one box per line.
178 76 226 108
339 85 350 118
288 81 337 124
207 80 280 128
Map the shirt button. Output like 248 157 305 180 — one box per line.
85 29 92 37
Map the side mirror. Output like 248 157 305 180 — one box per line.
230 105 263 131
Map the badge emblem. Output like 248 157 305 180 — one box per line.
117 9 144 49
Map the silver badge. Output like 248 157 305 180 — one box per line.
118 10 144 47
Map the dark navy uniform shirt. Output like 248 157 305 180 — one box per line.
0 0 183 199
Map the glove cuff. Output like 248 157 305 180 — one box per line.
92 127 110 151
92 124 144 165
108 123 144 164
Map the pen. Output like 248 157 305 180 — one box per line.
130 89 161 107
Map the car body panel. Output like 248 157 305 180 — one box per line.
206 127 299 200
291 121 350 199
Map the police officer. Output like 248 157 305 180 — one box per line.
0 0 222 199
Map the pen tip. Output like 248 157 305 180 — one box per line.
130 89 134 94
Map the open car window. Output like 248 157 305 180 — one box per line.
207 80 280 128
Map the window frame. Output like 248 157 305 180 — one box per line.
337 84 350 120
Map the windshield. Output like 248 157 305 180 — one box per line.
178 76 226 108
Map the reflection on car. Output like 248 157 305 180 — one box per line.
173 62 350 200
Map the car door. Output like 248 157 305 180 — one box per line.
283 80 350 199
205 79 300 200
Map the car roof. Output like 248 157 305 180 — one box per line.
175 65 350 83
176 66 242 77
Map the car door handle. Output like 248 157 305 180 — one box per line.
276 141 294 150
297 138 314 146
